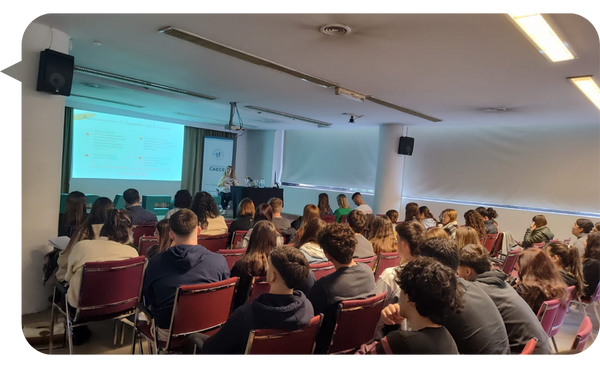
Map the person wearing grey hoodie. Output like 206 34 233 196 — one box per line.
522 215 554 249
458 244 552 354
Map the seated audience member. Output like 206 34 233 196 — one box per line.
307 223 376 353
404 202 419 222
268 197 291 230
184 245 314 354
297 218 329 264
240 204 284 248
318 193 334 216
513 248 568 314
228 198 255 247
363 213 376 239
370 217 398 269
381 238 510 354
123 188 158 225
333 194 352 223
143 209 230 341
374 221 426 339
146 219 172 259
58 191 87 237
351 192 373 215
582 233 600 299
190 191 228 236
231 221 280 309
438 209 458 239
463 210 486 241
289 204 320 245
456 226 481 249
426 227 450 239
546 241 585 299
65 209 139 345
476 207 499 234
216 165 239 214
346 210 376 259
571 218 594 256
165 189 192 219
56 197 114 282
593 222 600 233
418 206 438 229
458 244 552 354
386 209 399 224
364 257 462 354
522 215 554 249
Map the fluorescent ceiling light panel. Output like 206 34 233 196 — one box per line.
509 13 575 62
568 76 600 110
335 87 365 102
245 106 332 127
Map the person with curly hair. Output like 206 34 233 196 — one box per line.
362 257 463 354
190 191 228 235
476 207 499 234
165 189 193 219
514 248 568 314
464 210 486 241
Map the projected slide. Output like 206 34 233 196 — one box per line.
72 109 184 181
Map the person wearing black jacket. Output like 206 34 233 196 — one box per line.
183 245 315 354
227 198 255 248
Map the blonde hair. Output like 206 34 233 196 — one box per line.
369 217 397 254
223 165 236 179
456 226 481 249
336 194 350 209
443 209 458 223
426 227 450 239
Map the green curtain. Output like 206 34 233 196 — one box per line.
60 107 74 193
180 127 236 193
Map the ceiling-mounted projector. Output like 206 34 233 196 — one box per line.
224 124 243 131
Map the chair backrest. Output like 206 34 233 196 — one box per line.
245 314 323 354
167 277 239 348
138 235 158 258
501 249 521 275
549 285 576 338
571 316 593 352
490 232 504 257
328 293 386 354
321 215 337 224
198 233 229 252
76 256 147 321
533 242 545 249
520 337 538 355
247 276 271 304
217 248 247 270
225 219 234 229
230 230 248 249
310 262 336 280
132 224 157 247
340 215 348 223
374 252 401 282
482 233 499 252
355 255 377 270
536 299 561 335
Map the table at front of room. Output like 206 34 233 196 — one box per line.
230 186 284 218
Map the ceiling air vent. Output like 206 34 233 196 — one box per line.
320 24 352 36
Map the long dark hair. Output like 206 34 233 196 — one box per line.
318 193 331 215
62 191 87 235
584 233 600 261
546 242 585 298
517 248 568 310
405 202 419 222
241 221 279 276
155 218 173 253
100 209 133 244
190 191 220 230
254 203 273 223
297 204 320 240
64 197 114 254
298 218 327 248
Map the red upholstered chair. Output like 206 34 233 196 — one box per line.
132 277 239 354
548 286 576 352
245 314 323 354
225 219 234 229
310 262 336 280
340 215 348 223
533 242 545 249
217 248 247 270
321 215 337 224
520 337 538 355
327 293 386 354
138 235 158 258
374 252 401 282
247 276 271 304
574 280 600 338
355 255 377 270
132 224 157 248
501 249 520 276
490 232 504 258
49 256 147 354
536 299 561 336
230 230 248 249
571 316 593 352
197 233 229 252
483 233 499 253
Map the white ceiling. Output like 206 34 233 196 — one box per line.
33 13 600 131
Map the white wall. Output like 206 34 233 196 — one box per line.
244 130 275 186
282 186 375 216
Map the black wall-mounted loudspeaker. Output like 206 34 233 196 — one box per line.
36 49 75 96
398 136 414 156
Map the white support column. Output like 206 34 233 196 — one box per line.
372 124 408 215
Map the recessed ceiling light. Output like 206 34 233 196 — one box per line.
484 107 508 112
508 13 575 62
568 76 600 110
245 105 331 127
92 41 102 46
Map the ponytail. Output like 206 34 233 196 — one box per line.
487 207 498 219
566 246 586 298
100 209 132 244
